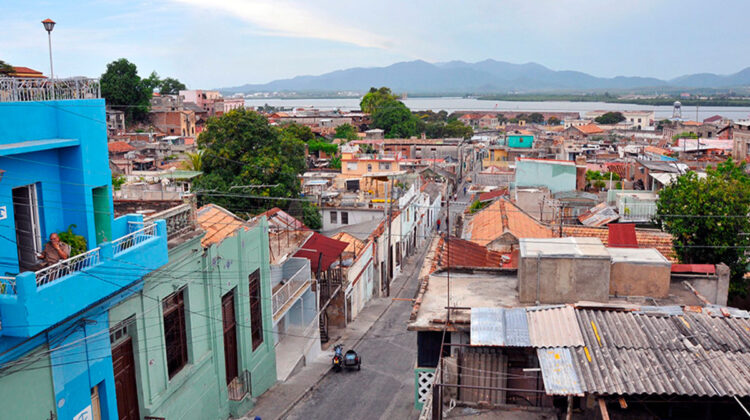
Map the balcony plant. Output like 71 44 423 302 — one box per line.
57 224 87 257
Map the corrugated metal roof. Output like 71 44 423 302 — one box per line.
471 308 505 346
572 346 750 397
470 308 531 347
537 348 584 395
527 305 585 348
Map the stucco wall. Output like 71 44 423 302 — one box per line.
519 256 610 303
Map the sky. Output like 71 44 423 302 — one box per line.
2 0 749 89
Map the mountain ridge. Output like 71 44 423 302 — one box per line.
219 59 750 94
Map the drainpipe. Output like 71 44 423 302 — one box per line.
536 253 541 305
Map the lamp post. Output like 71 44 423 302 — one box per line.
42 19 56 80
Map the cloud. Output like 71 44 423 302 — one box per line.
171 0 395 50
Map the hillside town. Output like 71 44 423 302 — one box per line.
3 14 750 420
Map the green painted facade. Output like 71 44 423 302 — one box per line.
507 134 534 149
0 345 57 419
109 217 277 420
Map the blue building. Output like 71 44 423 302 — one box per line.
514 158 577 193
0 78 168 419
506 133 534 149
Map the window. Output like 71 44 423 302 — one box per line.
330 211 337 224
163 289 188 378
341 212 349 225
249 269 263 350
346 162 358 171
637 118 642 123
367 164 372 172
379 162 391 170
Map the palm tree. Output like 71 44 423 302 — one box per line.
182 150 203 171
0 60 14 76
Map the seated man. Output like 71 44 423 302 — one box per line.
38 233 70 267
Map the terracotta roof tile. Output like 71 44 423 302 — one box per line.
575 123 605 135
331 231 367 256
561 225 676 261
108 141 135 153
468 198 554 246
432 236 515 272
196 204 247 247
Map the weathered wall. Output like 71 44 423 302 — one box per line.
610 262 670 298
519 256 610 303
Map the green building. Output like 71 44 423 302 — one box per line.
108 203 277 419
506 133 534 149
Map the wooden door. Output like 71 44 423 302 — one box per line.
222 291 239 384
112 337 140 420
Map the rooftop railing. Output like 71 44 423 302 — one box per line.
113 223 157 255
0 77 101 102
0 276 17 296
144 203 196 240
35 247 101 288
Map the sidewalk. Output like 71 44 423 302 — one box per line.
241 263 415 420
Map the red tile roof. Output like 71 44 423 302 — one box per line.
197 204 247 247
432 236 514 272
562 225 676 261
671 264 715 274
468 198 554 246
11 66 45 78
575 123 605 135
107 141 135 153
294 233 348 272
477 188 509 202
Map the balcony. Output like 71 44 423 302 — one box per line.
0 217 168 338
0 77 101 102
144 203 201 248
272 258 312 320
618 201 658 223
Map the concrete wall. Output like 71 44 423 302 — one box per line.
321 207 383 231
518 256 610 303
610 262 671 298
515 160 576 193
0 345 58 419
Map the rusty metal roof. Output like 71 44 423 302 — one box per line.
527 305 585 348
537 347 584 395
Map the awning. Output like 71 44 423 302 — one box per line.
294 233 348 273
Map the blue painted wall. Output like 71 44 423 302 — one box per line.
515 159 577 193
507 134 534 149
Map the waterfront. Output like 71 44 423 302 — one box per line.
245 97 750 121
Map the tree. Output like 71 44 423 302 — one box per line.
100 59 152 123
182 150 203 171
528 113 545 124
335 123 359 141
193 109 319 226
547 116 561 125
672 132 699 140
142 71 161 94
372 100 417 138
160 77 186 95
0 59 13 75
360 87 399 114
443 120 473 139
654 158 750 298
594 112 626 125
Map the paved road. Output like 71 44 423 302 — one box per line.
284 243 430 420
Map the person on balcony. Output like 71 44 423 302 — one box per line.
37 233 70 267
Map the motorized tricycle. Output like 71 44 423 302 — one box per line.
332 344 361 372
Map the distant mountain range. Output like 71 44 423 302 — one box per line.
219 59 750 95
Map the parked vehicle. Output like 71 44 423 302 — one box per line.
331 344 361 372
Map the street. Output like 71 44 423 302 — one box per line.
284 241 431 420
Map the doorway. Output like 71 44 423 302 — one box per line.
222 290 239 384
12 184 42 271
112 332 140 420
92 186 112 244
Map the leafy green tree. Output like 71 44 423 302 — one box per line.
547 116 560 125
372 100 417 138
182 150 203 171
528 113 545 124
654 158 750 298
672 132 699 140
444 120 473 139
279 122 316 143
335 123 359 140
329 155 341 170
159 77 186 95
360 87 399 114
101 59 152 122
193 109 318 225
594 112 626 124
142 71 161 94
0 59 13 75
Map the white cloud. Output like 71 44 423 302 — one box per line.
170 0 395 50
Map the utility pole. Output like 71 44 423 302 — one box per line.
446 199 451 324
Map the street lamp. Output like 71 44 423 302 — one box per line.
41 19 55 80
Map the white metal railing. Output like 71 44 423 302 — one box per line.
618 202 657 222
0 77 101 102
0 276 17 295
35 247 101 287
113 223 157 255
272 265 310 315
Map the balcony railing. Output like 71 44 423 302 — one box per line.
144 204 196 240
35 247 101 288
618 201 657 222
0 77 101 102
113 224 157 255
0 276 16 295
272 265 310 316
